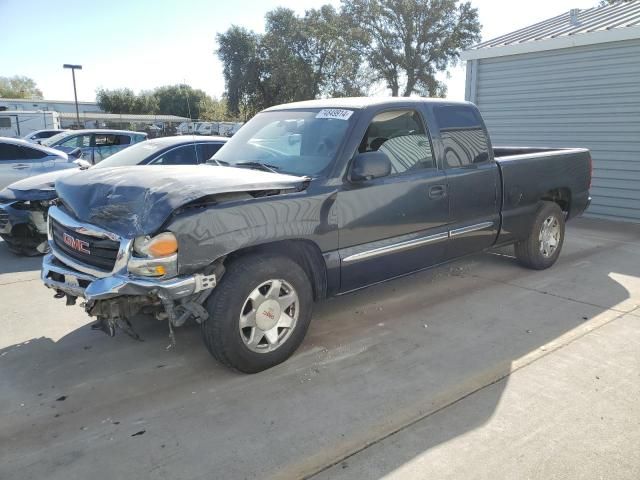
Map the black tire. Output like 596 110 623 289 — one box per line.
514 201 565 270
201 253 313 373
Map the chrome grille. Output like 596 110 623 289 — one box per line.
51 218 120 271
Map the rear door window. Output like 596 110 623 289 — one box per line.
0 143 24 161
20 146 48 159
150 145 199 165
434 106 490 167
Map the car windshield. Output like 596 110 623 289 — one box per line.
92 140 161 168
211 109 355 176
41 131 74 147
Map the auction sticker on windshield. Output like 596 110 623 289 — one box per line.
315 109 354 120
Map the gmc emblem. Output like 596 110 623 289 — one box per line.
62 232 90 255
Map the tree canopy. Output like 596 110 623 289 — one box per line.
217 5 371 116
343 0 481 97
216 0 480 114
96 85 231 120
0 76 43 99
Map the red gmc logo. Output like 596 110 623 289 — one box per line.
63 232 90 254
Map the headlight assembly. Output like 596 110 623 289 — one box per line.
129 232 179 277
133 232 178 258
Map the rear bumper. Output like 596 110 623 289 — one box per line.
41 253 215 301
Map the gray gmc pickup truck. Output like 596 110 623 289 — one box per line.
41 97 591 373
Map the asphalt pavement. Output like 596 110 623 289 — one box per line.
1 217 638 479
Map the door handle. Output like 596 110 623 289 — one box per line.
12 164 30 170
429 185 447 199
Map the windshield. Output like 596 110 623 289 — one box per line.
211 109 355 176
41 131 74 147
92 140 159 168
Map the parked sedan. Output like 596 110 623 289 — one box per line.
0 136 227 255
41 129 147 164
0 137 87 190
23 129 68 144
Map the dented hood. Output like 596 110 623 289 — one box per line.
0 168 80 202
55 165 307 237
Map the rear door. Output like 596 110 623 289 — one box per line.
337 107 449 292
433 105 500 258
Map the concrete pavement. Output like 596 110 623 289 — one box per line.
0 217 638 479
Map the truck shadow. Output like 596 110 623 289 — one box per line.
0 219 638 479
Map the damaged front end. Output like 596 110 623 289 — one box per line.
41 205 224 345
0 199 51 255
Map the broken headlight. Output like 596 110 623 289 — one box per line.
128 232 178 277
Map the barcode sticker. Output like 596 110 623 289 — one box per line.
315 109 354 120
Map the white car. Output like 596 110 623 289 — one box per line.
0 137 86 190
23 129 68 144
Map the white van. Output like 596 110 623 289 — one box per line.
0 111 61 139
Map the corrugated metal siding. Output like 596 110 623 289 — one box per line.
472 38 640 222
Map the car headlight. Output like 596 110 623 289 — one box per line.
133 232 178 258
129 232 178 277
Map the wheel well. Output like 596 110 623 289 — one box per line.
225 240 328 301
541 188 571 213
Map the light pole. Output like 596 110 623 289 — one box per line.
63 64 82 127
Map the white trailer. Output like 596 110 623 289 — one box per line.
0 110 61 138
218 122 243 137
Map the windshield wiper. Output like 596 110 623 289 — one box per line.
234 162 280 173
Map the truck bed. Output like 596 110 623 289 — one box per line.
492 146 591 245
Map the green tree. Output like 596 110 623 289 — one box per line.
153 84 210 119
342 0 481 96
216 26 261 117
216 5 371 116
0 75 43 98
96 88 142 114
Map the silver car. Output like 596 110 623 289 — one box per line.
0 137 85 190
41 129 147 164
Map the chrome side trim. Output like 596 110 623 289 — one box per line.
449 221 494 238
343 232 449 263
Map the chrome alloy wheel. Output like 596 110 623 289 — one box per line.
239 279 299 353
539 215 561 257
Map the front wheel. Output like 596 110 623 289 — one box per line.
201 253 313 373
514 201 565 270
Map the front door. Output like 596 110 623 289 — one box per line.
338 108 449 292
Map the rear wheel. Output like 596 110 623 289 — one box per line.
514 201 565 270
201 253 313 373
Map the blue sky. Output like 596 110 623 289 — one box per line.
0 0 600 102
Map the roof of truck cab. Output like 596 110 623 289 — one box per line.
263 97 473 111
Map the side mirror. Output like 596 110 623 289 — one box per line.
73 159 91 170
68 147 83 159
350 151 392 182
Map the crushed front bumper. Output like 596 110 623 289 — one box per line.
41 253 216 302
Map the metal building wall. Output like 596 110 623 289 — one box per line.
467 39 640 222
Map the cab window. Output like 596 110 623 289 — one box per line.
358 109 435 175
434 106 490 167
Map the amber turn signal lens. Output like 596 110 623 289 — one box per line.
146 232 178 257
